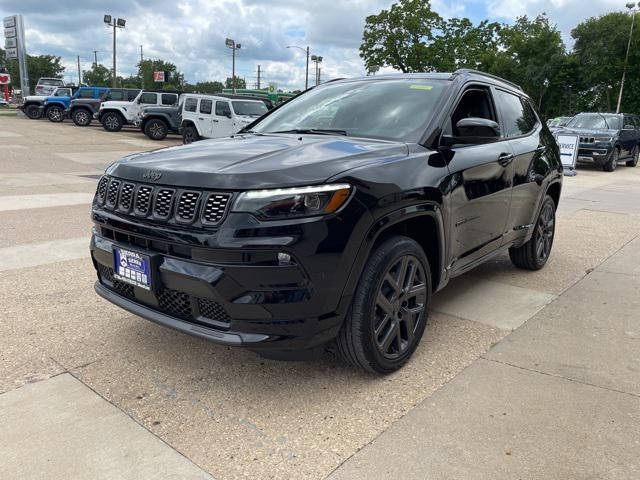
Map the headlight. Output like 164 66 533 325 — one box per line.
233 184 353 220
595 136 612 143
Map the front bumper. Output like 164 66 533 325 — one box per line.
577 143 613 163
90 200 370 352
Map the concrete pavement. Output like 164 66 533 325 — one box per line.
1 114 640 479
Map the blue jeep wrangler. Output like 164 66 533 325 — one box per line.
42 86 109 123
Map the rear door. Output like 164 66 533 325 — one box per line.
493 89 546 244
214 101 234 137
197 98 214 137
444 84 515 273
621 115 636 156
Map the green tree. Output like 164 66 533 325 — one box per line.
185 81 224 93
359 0 443 72
225 77 246 89
0 48 65 92
431 18 501 71
572 11 640 113
138 59 184 89
82 63 111 86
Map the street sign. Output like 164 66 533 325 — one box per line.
268 82 277 94
153 71 165 82
5 47 18 59
4 26 16 37
3 16 15 28
5 37 16 48
0 73 10 85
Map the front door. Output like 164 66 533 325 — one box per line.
214 101 234 138
445 85 514 273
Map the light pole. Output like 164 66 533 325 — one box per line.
104 15 126 88
225 38 242 93
311 55 323 86
287 45 310 90
617 2 638 113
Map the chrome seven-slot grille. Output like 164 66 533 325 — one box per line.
95 176 231 226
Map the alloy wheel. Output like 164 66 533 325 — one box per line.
536 202 555 263
48 108 62 121
105 115 120 130
75 110 89 125
149 122 165 139
374 255 427 360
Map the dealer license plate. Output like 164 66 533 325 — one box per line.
113 247 152 290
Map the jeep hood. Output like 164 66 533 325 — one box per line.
557 127 618 136
107 134 409 190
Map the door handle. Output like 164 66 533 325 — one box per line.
535 146 547 154
498 153 514 166
213 119 219 123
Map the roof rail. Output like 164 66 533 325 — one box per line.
453 69 522 91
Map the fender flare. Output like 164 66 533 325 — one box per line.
181 119 201 136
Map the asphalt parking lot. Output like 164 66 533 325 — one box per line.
1 114 639 479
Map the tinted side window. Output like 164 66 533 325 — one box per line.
139 93 157 104
184 98 198 112
127 90 140 101
108 90 124 101
161 94 177 105
79 89 94 98
495 89 530 137
216 101 231 117
200 99 213 114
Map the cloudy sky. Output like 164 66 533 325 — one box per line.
0 0 630 90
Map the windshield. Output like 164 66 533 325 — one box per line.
567 114 621 130
252 79 448 141
232 101 268 117
39 79 63 86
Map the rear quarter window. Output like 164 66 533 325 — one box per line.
161 94 177 105
184 98 198 112
495 89 535 137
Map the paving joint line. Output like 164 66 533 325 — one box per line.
481 357 640 399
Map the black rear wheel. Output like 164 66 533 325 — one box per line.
509 195 556 270
102 111 123 132
144 119 168 140
72 108 92 126
336 236 431 373
182 125 199 144
626 146 639 167
25 104 42 119
46 105 64 123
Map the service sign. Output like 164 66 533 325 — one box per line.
153 71 165 82
3 16 15 28
5 47 18 59
556 134 579 169
4 26 16 38
5 37 16 48
0 73 10 85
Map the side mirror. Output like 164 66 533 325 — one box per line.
225 111 232 119
441 118 501 146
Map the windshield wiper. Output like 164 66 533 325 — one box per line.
597 113 611 129
269 128 348 136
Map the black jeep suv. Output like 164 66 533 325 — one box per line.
90 70 562 373
557 112 640 171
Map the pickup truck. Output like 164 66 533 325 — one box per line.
42 86 109 123
21 87 74 119
98 90 180 132
68 89 140 126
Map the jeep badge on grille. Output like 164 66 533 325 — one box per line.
142 170 163 181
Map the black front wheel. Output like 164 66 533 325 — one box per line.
603 148 619 172
336 236 431 373
46 106 64 123
182 125 199 144
509 195 556 270
144 119 168 140
72 108 92 127
25 104 42 119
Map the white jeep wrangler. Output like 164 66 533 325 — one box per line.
179 94 268 144
98 90 180 132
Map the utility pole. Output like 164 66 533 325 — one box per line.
318 67 321 85
311 55 323 86
103 15 126 88
618 2 638 113
286 45 310 90
93 50 99 66
140 45 144 89
256 65 261 89
225 38 241 93
77 56 82 86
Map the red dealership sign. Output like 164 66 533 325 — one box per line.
0 73 10 84
153 71 165 82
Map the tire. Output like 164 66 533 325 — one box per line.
509 195 556 271
24 104 42 119
336 236 431 374
101 111 124 132
603 147 619 172
182 125 199 144
626 146 639 167
144 119 168 140
46 105 64 123
71 108 92 127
